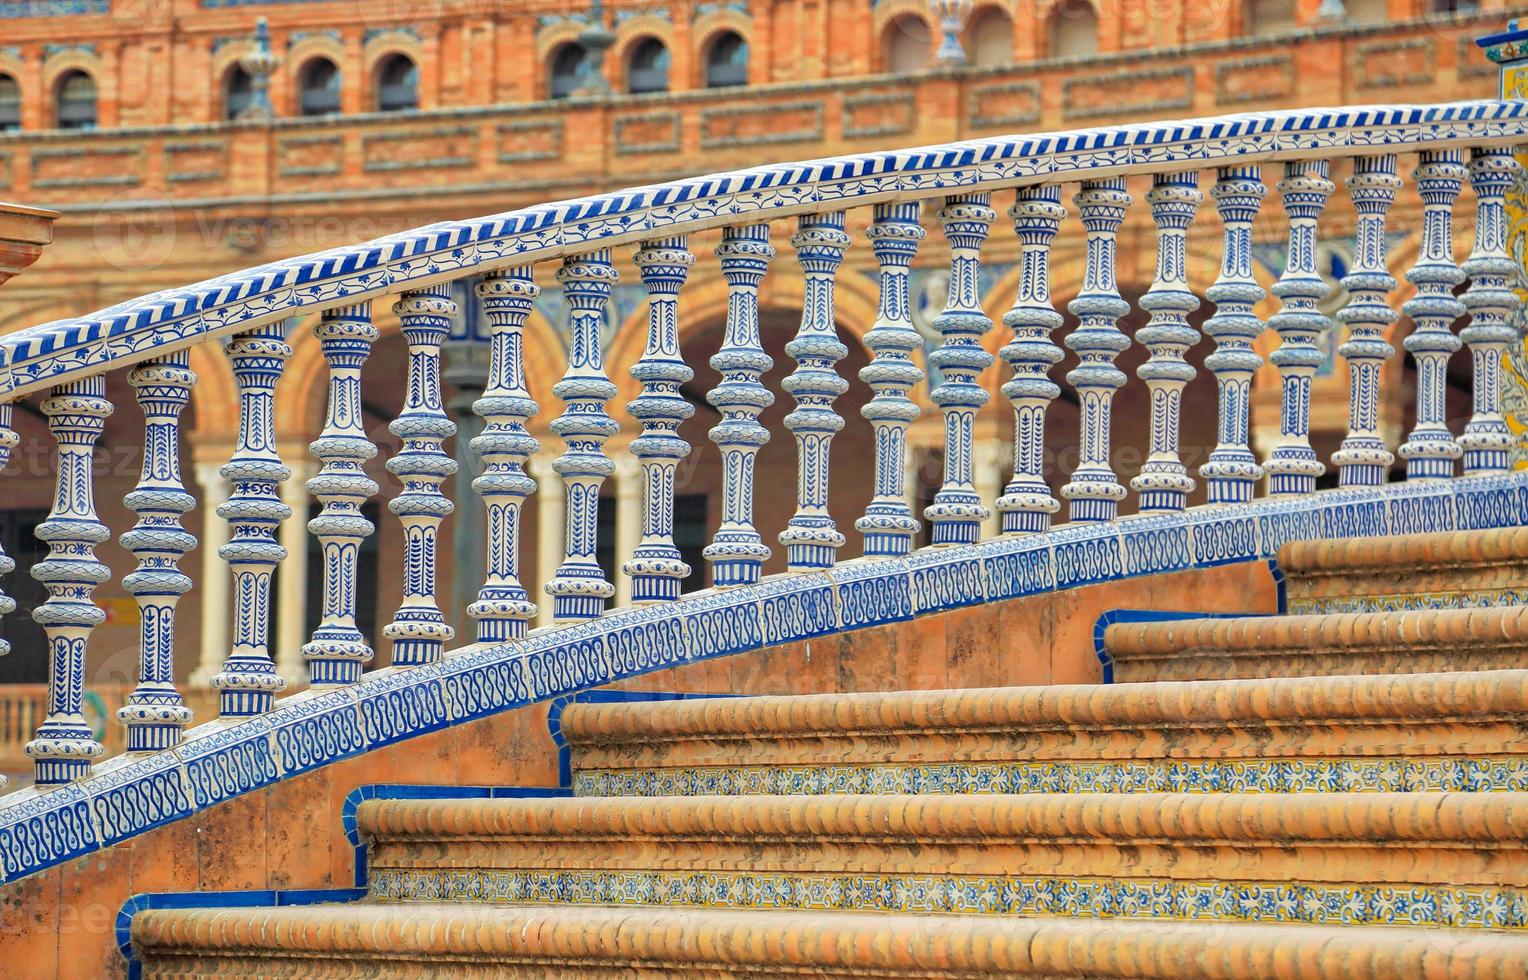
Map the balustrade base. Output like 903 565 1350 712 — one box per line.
861 531 915 558
474 619 530 644
1137 490 1188 513
929 520 983 546
219 690 276 718
708 559 763 588
1405 457 1460 481
1000 510 1051 535
306 660 364 687
1465 450 1511 475
31 758 92 786
1268 473 1318 497
390 639 446 668
630 578 683 604
1337 463 1388 488
1068 499 1120 523
553 595 608 622
1206 481 1256 505
124 723 187 754
786 544 838 571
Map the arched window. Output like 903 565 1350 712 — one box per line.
224 65 253 121
883 14 932 74
549 43 586 99
376 53 418 112
298 57 341 117
1245 0 1297 35
964 7 1013 67
1047 0 1099 58
0 74 19 132
54 70 96 130
704 31 748 88
626 37 670 94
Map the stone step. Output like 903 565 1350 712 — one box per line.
564 670 1528 797
357 793 1528 930
129 904 1528 979
1102 606 1528 682
1280 527 1528 613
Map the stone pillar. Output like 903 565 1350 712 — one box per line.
1476 22 1528 470
275 456 314 688
530 452 563 627
612 450 642 606
191 461 232 687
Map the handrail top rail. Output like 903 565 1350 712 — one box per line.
2 98 1523 400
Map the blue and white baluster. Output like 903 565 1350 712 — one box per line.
704 224 775 586
0 403 17 663
211 324 291 718
996 186 1065 534
625 238 695 601
384 286 459 664
1399 150 1468 480
1131 173 1202 512
1264 161 1335 496
925 194 997 545
779 212 851 571
1200 166 1267 504
118 354 197 751
547 250 620 621
856 203 925 556
1459 147 1522 475
469 270 541 641
1332 155 1401 488
26 378 112 782
303 305 379 684
1062 178 1132 522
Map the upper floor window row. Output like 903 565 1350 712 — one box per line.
549 29 751 100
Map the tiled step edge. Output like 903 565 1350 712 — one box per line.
129 905 1528 979
1281 527 1528 613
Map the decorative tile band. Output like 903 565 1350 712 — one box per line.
368 867 1528 931
1287 589 1528 614
570 757 1528 799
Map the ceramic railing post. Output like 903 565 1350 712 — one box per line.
1399 149 1468 480
211 323 291 718
925 193 997 545
119 353 197 751
1460 146 1523 475
1132 172 1202 512
1200 166 1267 504
780 212 850 571
26 377 112 783
469 269 541 641
705 223 775 586
856 203 925 556
303 304 379 685
626 237 695 601
384 285 459 663
1264 160 1335 497
1332 155 1401 488
0 403 16 661
997 186 1065 533
547 250 619 621
1062 177 1132 522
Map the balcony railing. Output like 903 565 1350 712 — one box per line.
0 99 1524 881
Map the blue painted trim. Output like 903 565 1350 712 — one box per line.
2 474 1522 889
547 690 741 788
1269 558 1288 614
1093 608 1273 684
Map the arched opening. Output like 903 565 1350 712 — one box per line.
297 57 341 117
964 7 1014 67
549 43 586 99
704 30 749 88
223 64 253 121
0 74 19 132
1047 0 1099 59
54 69 96 130
883 14 933 73
1245 0 1298 35
626 37 671 94
375 53 419 112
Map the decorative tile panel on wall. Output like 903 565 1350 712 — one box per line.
699 101 824 150
966 81 1043 130
613 111 682 155
842 93 916 140
362 126 478 173
30 146 144 189
1062 67 1194 122
164 140 230 185
1215 56 1294 107
1353 38 1436 89
496 119 564 164
276 134 343 179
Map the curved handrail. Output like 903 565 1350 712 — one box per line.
2 99 1525 399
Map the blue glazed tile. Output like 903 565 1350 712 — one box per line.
604 605 689 679
521 621 612 700
439 643 532 722
267 687 368 778
82 752 192 848
1317 490 1386 540
1454 478 1518 531
356 663 453 749
1119 515 1194 577
1187 510 1259 567
1049 525 1124 589
907 550 987 614
757 573 839 645
680 588 763 660
976 537 1054 601
174 716 280 809
0 783 100 881
829 559 913 630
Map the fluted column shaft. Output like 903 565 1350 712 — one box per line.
1264 160 1335 497
26 377 112 783
1200 166 1267 504
1460 147 1523 475
780 212 850 571
547 250 620 622
469 269 541 641
925 193 997 545
705 223 775 586
856 203 925 557
211 323 291 718
998 186 1065 533
1399 149 1468 480
1062 177 1132 522
1132 172 1202 512
304 304 379 684
385 286 459 664
1332 155 1401 488
119 353 197 752
626 237 696 601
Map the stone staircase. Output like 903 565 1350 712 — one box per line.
128 529 1528 978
